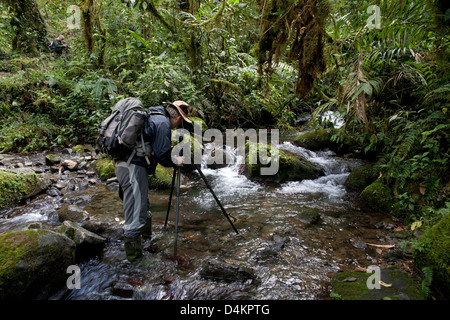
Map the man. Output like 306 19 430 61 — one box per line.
115 100 192 264
50 35 68 55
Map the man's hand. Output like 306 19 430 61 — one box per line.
174 156 184 167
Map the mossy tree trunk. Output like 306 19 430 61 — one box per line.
80 0 95 53
1 0 48 55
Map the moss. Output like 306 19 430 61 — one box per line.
0 229 75 299
360 182 394 213
346 165 378 190
0 170 43 209
148 164 174 189
245 142 323 182
413 212 450 296
293 128 357 154
93 157 115 181
331 268 424 300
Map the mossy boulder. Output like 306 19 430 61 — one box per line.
293 128 357 154
360 182 394 213
331 268 424 300
148 164 174 189
92 157 115 181
345 165 378 190
245 143 324 182
0 170 51 209
0 229 75 299
413 212 450 297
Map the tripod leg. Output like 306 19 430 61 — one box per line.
164 167 177 229
194 163 239 234
173 166 181 264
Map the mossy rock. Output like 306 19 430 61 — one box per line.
92 157 115 181
293 128 357 154
345 165 378 190
148 165 174 189
245 142 324 183
360 182 394 213
0 170 51 210
0 229 75 299
331 268 424 300
413 212 450 297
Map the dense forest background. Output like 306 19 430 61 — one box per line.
0 0 449 265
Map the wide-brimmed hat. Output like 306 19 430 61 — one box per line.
163 100 192 123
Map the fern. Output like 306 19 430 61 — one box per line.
421 266 433 298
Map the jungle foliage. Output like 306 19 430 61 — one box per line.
0 0 449 230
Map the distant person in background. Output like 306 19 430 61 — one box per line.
49 35 69 56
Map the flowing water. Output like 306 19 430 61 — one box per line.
0 139 399 300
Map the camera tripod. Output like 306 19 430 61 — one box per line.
164 158 239 264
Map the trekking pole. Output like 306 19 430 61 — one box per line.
193 160 239 235
164 167 177 229
173 165 181 264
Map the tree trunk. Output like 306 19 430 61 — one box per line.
9 0 47 55
80 0 95 52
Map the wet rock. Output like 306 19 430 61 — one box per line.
296 208 321 225
360 182 394 213
293 128 358 155
60 220 107 261
62 159 78 171
245 143 324 183
200 260 255 283
0 229 75 299
45 154 62 165
0 170 51 209
345 165 378 191
56 204 88 223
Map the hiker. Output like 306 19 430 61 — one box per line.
114 100 192 264
50 35 69 55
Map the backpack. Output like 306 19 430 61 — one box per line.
97 98 160 165
49 41 54 51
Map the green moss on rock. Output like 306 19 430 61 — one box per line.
331 268 424 300
148 165 174 189
93 157 115 181
360 182 394 213
0 170 49 209
413 212 450 297
346 165 378 190
0 229 75 299
245 143 323 182
293 128 357 154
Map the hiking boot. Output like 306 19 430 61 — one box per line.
124 236 143 263
141 217 152 241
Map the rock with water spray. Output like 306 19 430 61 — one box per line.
200 260 255 283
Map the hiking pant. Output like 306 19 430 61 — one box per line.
115 161 151 239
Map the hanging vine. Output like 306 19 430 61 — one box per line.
257 0 330 97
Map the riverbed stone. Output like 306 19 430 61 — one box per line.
0 229 75 299
360 182 394 213
56 204 88 223
92 157 115 181
200 260 255 283
345 164 378 190
331 267 424 300
413 211 450 297
0 170 51 209
148 165 174 189
60 220 107 261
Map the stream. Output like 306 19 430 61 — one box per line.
0 136 401 300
